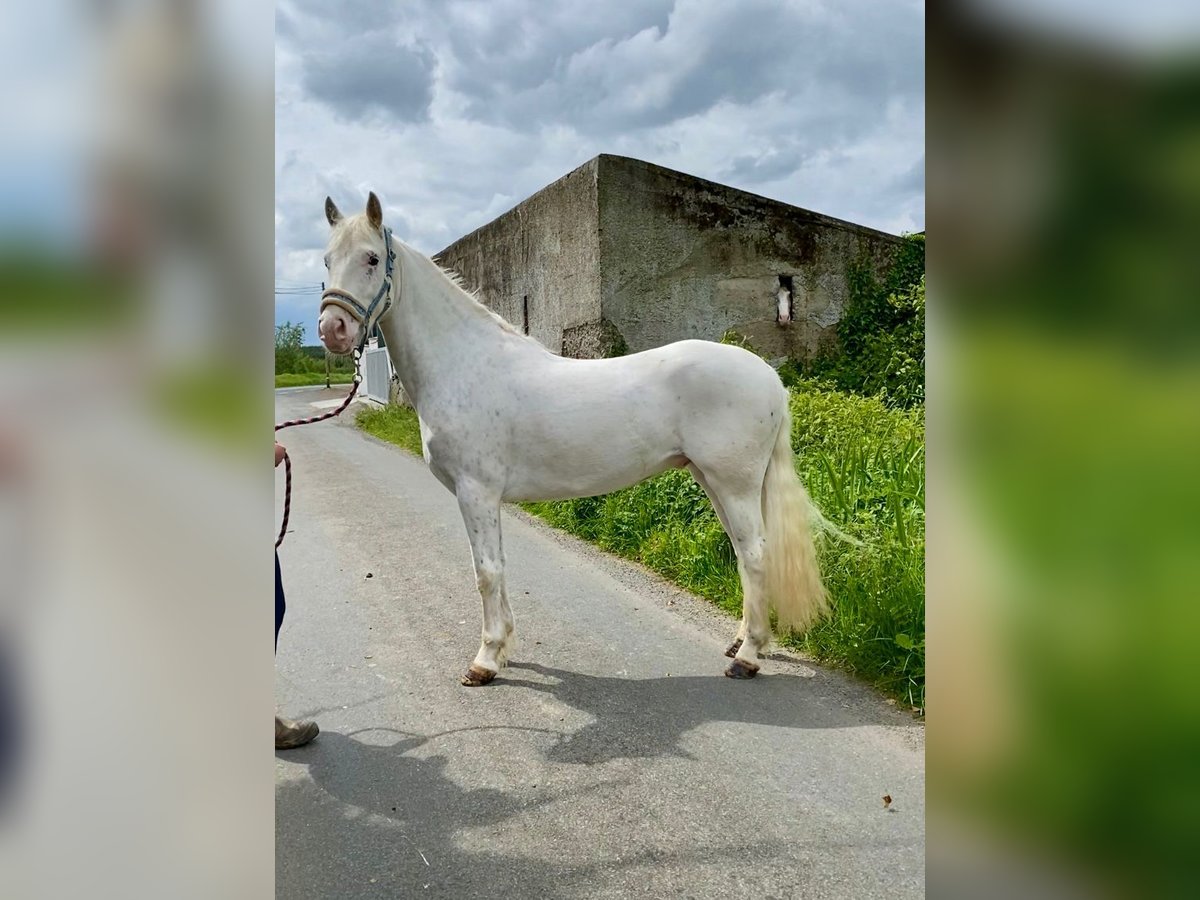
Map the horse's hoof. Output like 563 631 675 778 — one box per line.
460 665 497 687
724 638 743 658
724 658 760 679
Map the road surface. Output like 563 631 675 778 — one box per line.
274 387 924 899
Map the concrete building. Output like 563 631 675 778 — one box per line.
435 154 905 361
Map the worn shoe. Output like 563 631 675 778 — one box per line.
275 715 319 750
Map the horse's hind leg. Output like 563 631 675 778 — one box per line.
691 467 769 678
689 464 746 658
455 480 514 687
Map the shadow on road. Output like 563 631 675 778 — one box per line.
276 727 788 898
277 728 569 897
495 662 907 765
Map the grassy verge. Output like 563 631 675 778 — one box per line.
356 384 925 710
275 372 354 388
356 404 425 455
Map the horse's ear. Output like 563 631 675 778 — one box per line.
325 196 342 227
366 191 383 231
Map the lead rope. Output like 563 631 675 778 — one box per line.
275 349 364 548
275 450 292 549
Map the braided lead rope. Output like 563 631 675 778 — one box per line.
275 449 292 549
275 350 363 433
275 351 364 547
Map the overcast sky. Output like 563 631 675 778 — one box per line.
275 0 925 341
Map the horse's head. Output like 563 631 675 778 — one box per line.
317 192 396 355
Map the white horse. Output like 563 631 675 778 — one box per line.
317 193 828 685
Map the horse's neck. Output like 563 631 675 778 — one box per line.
379 245 522 412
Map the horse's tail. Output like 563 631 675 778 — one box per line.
762 404 829 635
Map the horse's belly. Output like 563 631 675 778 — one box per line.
504 465 673 502
502 434 682 502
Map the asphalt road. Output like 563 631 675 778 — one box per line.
274 387 924 899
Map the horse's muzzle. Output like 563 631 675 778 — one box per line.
317 308 356 355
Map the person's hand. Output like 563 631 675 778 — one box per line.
275 442 286 467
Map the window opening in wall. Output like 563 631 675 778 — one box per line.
776 275 794 326
522 295 530 335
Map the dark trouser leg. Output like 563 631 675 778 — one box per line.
275 552 285 652
273 553 317 747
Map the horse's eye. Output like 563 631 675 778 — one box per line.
368 255 379 267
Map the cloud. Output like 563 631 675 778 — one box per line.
277 1 437 124
441 0 921 138
301 35 436 124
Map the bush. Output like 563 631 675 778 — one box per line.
787 386 925 707
810 234 925 407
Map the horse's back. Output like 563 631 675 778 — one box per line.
531 338 785 424
639 338 783 392
545 338 772 384
581 339 786 415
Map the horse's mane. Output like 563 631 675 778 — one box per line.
333 213 532 342
430 262 525 338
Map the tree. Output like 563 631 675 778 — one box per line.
809 234 925 408
275 321 308 374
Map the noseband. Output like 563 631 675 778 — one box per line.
320 226 397 352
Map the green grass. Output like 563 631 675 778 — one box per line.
275 372 355 388
785 387 924 708
356 384 925 710
356 404 425 456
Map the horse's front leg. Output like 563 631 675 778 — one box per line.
456 480 514 687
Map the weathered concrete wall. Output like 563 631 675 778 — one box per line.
434 158 602 355
434 153 904 361
596 155 903 359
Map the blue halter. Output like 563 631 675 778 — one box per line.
319 226 398 352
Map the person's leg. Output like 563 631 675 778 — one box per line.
274 552 317 749
275 552 285 652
